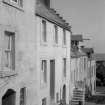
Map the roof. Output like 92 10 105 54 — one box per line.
36 0 71 31
81 48 94 54
71 50 86 58
93 53 105 61
71 35 83 42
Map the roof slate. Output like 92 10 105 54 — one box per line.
36 0 71 31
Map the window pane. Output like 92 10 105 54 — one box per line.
54 25 58 44
42 20 47 42
19 0 23 7
20 88 26 105
63 58 66 77
42 98 46 105
41 60 47 83
11 0 18 3
63 29 66 45
4 32 15 70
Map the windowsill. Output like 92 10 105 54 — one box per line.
0 68 17 78
3 0 24 12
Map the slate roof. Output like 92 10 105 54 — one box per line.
36 0 71 31
81 48 94 54
71 35 83 42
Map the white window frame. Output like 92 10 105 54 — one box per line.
41 60 47 84
63 58 66 77
63 29 66 46
4 31 15 70
20 87 26 105
42 20 47 43
10 0 23 7
54 25 58 44
10 0 18 4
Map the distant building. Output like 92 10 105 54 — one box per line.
94 54 105 88
82 48 96 95
70 35 87 105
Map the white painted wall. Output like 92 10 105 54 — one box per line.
0 0 38 105
36 16 71 105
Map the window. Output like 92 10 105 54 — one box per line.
11 0 18 3
63 29 66 46
41 60 47 84
10 0 23 7
63 58 66 77
42 20 47 42
42 98 46 105
84 58 86 70
20 88 26 105
54 25 58 44
56 92 59 103
4 31 15 70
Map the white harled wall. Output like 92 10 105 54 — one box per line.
0 0 38 105
36 16 71 105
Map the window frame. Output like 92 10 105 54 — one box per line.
20 87 26 105
62 29 66 46
4 31 15 70
3 0 23 9
10 0 18 3
63 58 66 78
42 98 47 105
54 25 58 44
42 20 47 43
41 60 47 85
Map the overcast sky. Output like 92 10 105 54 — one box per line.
51 0 105 53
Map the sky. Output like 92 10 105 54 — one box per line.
51 0 105 53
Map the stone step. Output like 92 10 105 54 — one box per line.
72 97 84 100
73 94 84 97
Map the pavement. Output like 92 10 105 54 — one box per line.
85 102 105 105
85 88 105 105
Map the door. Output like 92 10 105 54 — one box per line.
50 60 55 100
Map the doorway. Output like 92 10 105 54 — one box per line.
2 89 16 105
62 85 66 102
50 60 55 100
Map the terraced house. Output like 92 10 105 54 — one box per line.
0 0 71 105
36 0 71 105
0 0 38 105
82 48 96 96
70 35 87 105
